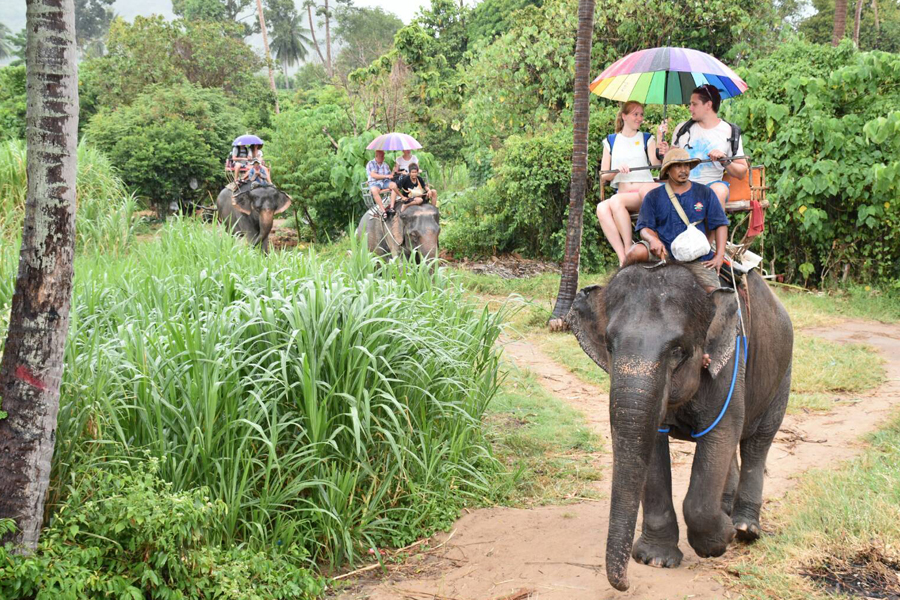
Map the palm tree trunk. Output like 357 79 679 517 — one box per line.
832 0 849 45
324 0 332 79
872 0 880 33
549 0 595 327
306 3 328 71
0 0 79 552
853 0 865 45
255 0 279 114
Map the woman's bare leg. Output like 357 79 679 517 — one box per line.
597 200 627 266
610 191 641 249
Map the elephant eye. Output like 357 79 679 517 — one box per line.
671 346 685 359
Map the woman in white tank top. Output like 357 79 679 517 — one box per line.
596 102 663 266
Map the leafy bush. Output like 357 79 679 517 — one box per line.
0 458 324 599
0 221 504 567
269 105 439 239
86 82 244 208
0 66 26 142
0 139 136 253
727 40 900 284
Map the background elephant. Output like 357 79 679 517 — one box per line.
565 264 793 592
356 204 440 261
216 185 291 253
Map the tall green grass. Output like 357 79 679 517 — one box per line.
2 221 504 566
0 139 136 253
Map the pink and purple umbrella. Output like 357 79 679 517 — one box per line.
233 134 264 146
366 132 422 151
590 47 748 112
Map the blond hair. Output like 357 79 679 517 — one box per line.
615 101 644 133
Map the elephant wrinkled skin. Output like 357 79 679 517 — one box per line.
216 185 291 253
356 204 440 261
565 263 793 592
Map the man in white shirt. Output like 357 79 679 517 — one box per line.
658 84 748 210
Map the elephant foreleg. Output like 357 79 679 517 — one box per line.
733 365 791 541
722 452 739 516
632 432 682 568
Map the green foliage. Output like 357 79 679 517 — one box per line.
727 40 900 284
74 0 114 50
267 98 353 238
334 5 403 74
443 115 616 271
467 0 543 44
799 0 900 53
86 82 244 207
80 15 273 120
0 221 504 566
0 458 324 599
0 66 25 142
0 140 136 253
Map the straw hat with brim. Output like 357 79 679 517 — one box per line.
659 148 701 180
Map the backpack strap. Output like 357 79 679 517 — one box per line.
674 120 696 148
725 121 742 157
607 134 617 154
642 132 652 161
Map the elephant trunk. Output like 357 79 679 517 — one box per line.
606 372 665 591
257 208 275 253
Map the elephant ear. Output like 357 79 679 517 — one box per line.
274 192 292 215
565 285 610 373
232 193 252 215
704 288 741 378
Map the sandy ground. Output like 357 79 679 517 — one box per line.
333 318 900 600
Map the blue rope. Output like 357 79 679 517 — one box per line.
658 335 747 437
691 335 742 439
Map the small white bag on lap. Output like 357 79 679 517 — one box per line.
666 184 711 262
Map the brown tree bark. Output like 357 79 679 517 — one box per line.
549 0 595 327
853 0 865 45
0 0 79 551
305 1 328 73
324 0 333 79
832 0 849 45
255 0 280 114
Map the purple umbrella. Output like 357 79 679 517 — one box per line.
366 132 422 151
233 134 264 146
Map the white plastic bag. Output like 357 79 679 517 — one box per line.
670 225 711 262
664 183 711 262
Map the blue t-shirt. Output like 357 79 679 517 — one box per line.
635 183 729 262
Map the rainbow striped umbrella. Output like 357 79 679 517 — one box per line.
366 132 423 151
590 47 748 113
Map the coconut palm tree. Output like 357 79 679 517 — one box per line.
0 0 79 551
833 0 849 44
271 13 312 88
0 23 12 60
549 0 595 328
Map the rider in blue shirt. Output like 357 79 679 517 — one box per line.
627 148 729 288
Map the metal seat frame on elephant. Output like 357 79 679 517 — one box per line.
358 170 431 215
599 158 770 272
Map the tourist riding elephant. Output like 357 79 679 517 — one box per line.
356 204 440 261
216 184 291 254
565 263 793 592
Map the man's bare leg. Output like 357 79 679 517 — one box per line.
623 242 650 266
371 186 387 214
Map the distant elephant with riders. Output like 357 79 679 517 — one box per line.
216 184 291 253
357 204 441 261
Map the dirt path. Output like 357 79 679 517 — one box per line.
336 320 900 600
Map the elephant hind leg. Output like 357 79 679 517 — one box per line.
733 365 792 541
633 433 683 569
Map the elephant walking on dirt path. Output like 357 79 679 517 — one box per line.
216 184 291 253
565 263 793 591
